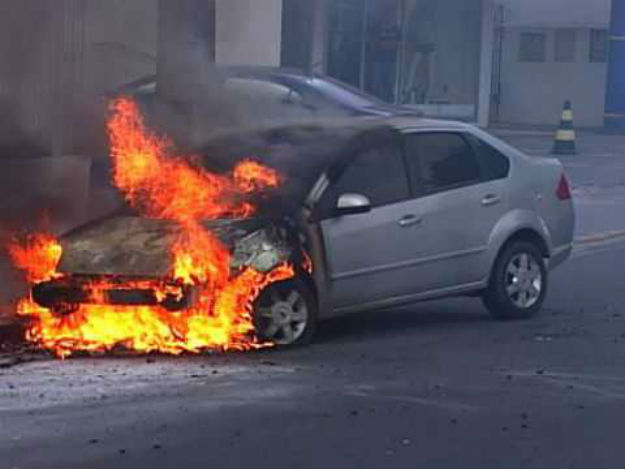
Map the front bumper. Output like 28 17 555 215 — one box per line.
32 276 194 314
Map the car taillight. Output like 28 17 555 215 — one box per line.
556 173 571 200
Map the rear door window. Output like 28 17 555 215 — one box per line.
403 132 481 194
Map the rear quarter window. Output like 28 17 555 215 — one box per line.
465 133 510 181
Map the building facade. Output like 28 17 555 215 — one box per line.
493 0 612 127
282 0 493 124
605 0 624 131
0 0 617 159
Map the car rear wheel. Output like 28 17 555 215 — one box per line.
482 241 547 320
253 277 317 346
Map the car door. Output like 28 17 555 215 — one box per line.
396 130 510 293
317 139 416 309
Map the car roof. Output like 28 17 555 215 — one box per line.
200 114 472 137
384 116 475 132
196 116 476 159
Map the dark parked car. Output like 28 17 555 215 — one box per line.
115 66 420 128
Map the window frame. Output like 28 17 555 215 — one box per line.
589 28 608 63
400 130 484 198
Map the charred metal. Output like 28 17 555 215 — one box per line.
32 276 193 313
29 218 310 316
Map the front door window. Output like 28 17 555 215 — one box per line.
318 142 409 216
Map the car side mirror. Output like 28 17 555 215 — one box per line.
334 193 371 216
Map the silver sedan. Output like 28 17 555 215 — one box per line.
252 118 575 345
35 118 575 347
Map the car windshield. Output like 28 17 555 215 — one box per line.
194 123 368 217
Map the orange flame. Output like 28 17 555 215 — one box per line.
9 97 294 357
107 98 278 222
7 233 62 283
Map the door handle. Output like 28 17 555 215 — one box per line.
398 214 422 227
481 194 501 206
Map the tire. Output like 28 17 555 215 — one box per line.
482 241 547 320
253 276 317 346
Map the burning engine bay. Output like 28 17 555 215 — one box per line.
32 218 297 313
7 97 314 357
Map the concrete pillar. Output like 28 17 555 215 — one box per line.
54 0 86 157
215 0 282 66
0 1 86 156
476 0 495 127
310 0 328 73
280 0 327 73
156 0 215 102
155 0 216 146
604 0 625 132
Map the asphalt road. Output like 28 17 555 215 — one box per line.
1 130 623 468
0 237 623 468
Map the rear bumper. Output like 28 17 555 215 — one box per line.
548 243 572 271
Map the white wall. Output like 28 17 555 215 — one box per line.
497 26 608 126
215 0 282 66
498 0 610 28
493 0 610 126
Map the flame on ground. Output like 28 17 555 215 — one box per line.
8 97 295 357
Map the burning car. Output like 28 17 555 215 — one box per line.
10 98 574 357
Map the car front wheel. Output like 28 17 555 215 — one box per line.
253 277 317 346
482 241 547 320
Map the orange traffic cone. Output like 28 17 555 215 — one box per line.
552 100 576 155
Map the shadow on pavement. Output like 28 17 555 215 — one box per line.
315 300 489 344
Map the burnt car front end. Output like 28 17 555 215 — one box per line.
30 215 306 316
21 119 392 353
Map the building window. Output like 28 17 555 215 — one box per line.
518 32 546 62
589 29 607 62
554 29 576 62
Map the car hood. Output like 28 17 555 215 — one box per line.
58 215 267 277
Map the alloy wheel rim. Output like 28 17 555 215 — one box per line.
505 252 542 308
256 287 308 344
